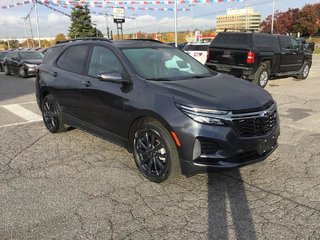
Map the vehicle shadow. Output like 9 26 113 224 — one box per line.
207 169 257 240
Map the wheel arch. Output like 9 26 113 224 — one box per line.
127 110 175 153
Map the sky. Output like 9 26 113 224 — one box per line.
0 0 319 39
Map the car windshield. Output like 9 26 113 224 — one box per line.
121 47 213 81
19 51 43 59
0 52 8 58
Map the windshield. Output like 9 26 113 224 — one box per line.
0 52 8 58
18 51 43 59
121 47 213 81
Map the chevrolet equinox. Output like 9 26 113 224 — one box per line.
36 38 280 182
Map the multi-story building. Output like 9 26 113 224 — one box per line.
216 7 261 32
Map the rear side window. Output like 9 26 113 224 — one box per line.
183 45 209 51
254 35 279 47
212 33 249 46
42 46 63 64
57 45 89 73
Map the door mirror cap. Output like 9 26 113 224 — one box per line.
12 57 20 61
97 71 130 84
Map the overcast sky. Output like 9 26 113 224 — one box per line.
0 0 319 39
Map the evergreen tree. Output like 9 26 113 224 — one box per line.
69 5 101 38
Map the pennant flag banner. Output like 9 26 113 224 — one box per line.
1 0 245 11
1 1 32 9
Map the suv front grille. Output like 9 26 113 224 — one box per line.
230 104 278 138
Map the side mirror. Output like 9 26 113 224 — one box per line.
97 71 130 84
12 57 20 61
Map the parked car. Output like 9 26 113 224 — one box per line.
36 38 280 182
296 38 315 52
3 50 43 77
166 42 188 50
183 42 210 64
0 50 10 72
205 32 312 87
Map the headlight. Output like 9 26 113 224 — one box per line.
176 103 228 125
25 63 37 68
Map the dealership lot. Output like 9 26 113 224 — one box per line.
0 56 320 239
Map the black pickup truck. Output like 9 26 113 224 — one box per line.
205 32 312 87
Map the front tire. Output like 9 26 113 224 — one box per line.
295 61 310 80
19 66 28 78
253 65 269 88
41 94 67 133
133 121 180 183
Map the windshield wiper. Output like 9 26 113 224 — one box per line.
146 78 172 81
183 75 211 79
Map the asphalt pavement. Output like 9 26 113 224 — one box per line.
0 57 319 239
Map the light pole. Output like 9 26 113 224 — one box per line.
132 14 138 39
188 4 195 42
271 0 275 34
2 23 11 49
21 17 30 48
174 0 178 47
34 0 41 47
105 11 110 38
28 15 35 47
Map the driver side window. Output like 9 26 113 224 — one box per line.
88 46 124 77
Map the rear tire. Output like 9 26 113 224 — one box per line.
41 94 67 133
133 120 180 183
295 61 310 80
4 65 10 75
253 65 269 88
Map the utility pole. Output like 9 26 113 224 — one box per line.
271 0 275 34
34 0 41 47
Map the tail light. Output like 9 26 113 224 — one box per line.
206 49 211 63
247 51 255 64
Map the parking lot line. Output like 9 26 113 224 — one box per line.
0 119 42 129
2 104 42 122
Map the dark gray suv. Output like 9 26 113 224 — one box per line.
36 38 280 182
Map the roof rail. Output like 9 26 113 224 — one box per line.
223 28 257 33
128 39 164 44
56 37 113 44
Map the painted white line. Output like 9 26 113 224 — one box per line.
2 104 42 122
0 101 37 108
0 119 42 129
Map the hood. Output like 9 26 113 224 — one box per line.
23 59 42 65
146 73 273 111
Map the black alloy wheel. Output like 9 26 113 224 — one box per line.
133 121 180 183
42 95 67 133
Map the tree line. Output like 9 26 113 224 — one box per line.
260 3 320 37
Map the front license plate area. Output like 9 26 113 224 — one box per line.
258 135 276 155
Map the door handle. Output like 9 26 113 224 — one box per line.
52 72 58 77
82 81 92 87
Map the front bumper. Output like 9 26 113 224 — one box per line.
171 113 280 177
